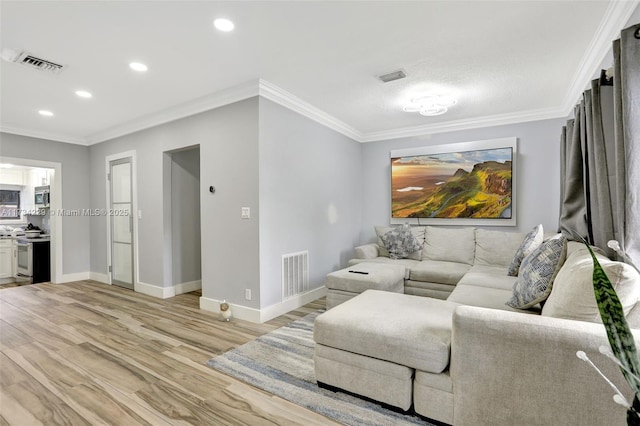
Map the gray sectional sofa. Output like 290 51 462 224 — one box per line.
314 225 640 426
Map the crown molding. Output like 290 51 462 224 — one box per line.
0 125 87 146
359 107 565 143
257 79 363 141
560 0 639 115
85 80 260 145
3 0 637 149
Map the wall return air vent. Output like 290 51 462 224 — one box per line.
1 48 64 74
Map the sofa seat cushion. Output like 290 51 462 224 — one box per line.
457 265 516 291
326 263 406 293
314 290 460 373
409 260 471 285
347 257 419 273
447 285 540 314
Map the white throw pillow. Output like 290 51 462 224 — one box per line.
542 248 640 323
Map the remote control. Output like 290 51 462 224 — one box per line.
348 270 369 275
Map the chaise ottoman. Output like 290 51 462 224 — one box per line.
325 262 406 309
314 289 460 419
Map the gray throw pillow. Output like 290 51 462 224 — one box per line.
381 224 423 260
506 234 567 309
507 224 544 276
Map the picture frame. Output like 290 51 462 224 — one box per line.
389 137 517 226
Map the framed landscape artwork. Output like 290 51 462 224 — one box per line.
390 137 517 226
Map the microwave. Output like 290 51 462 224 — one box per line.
34 185 50 208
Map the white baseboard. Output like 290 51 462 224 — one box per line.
89 272 110 284
173 280 201 295
57 272 90 283
135 281 175 299
199 286 327 324
259 286 327 322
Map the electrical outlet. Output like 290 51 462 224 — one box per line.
245 289 252 300
241 207 250 219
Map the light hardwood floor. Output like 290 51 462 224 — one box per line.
0 280 337 425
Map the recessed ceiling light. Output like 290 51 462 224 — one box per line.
213 18 235 32
38 110 54 117
129 62 148 72
75 90 92 98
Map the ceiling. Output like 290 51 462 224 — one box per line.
0 1 638 145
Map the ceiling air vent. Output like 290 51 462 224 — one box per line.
1 49 64 74
378 69 406 83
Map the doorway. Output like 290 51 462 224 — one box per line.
163 146 201 291
108 157 134 289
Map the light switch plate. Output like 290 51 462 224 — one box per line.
241 207 250 219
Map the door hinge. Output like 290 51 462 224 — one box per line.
108 265 112 273
107 172 111 181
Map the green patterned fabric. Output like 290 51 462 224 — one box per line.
507 224 544 276
506 235 567 309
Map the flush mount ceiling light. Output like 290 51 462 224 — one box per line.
0 164 15 169
129 62 148 72
403 95 457 116
213 18 235 32
75 90 92 98
38 110 54 117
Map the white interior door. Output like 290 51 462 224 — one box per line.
109 158 134 289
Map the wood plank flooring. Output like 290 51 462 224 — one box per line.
0 281 336 425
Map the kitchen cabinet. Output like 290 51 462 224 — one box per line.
0 240 12 279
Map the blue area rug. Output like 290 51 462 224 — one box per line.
206 311 435 426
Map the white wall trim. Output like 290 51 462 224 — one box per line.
199 285 326 324
58 272 90 283
173 280 202 295
258 79 363 141
359 107 565 143
5 0 636 149
200 296 261 323
0 125 87 146
89 272 109 284
259 286 327 323
135 281 176 299
559 0 639 116
86 81 260 145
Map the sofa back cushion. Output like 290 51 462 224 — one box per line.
375 225 425 260
474 229 526 268
542 247 640 324
422 226 475 265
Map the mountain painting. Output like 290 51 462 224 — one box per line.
391 147 513 219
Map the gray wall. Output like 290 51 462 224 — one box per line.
0 132 91 275
360 118 565 243
170 147 201 285
89 98 260 307
258 98 363 308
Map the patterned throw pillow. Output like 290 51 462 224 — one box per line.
506 234 567 309
507 224 544 276
381 224 423 260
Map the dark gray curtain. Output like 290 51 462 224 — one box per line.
559 23 639 267
614 24 640 268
